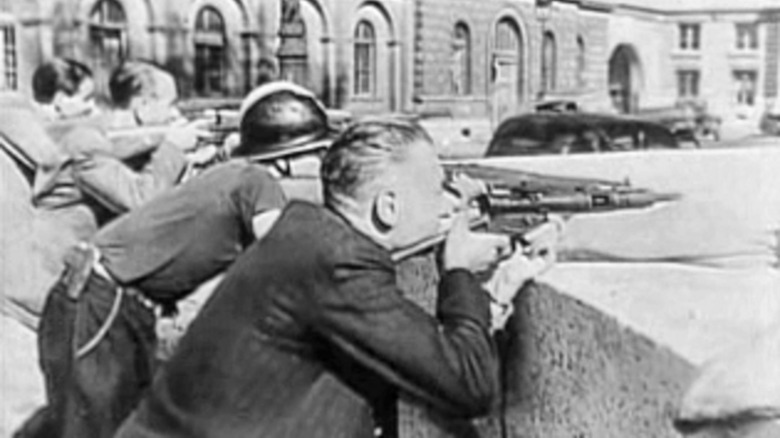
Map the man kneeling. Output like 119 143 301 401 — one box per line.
116 118 559 438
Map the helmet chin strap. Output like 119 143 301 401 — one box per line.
271 159 292 178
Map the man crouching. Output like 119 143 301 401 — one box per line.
115 118 559 438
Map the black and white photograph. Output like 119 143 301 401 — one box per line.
1 0 780 437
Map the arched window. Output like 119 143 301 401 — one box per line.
495 19 519 52
452 22 471 95
194 6 226 95
576 36 586 88
541 31 556 93
89 0 127 65
353 20 376 96
0 15 17 90
492 17 524 104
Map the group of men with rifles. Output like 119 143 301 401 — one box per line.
2 57 559 438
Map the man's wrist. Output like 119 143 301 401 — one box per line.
488 295 514 315
488 294 514 332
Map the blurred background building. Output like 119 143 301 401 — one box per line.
0 0 777 123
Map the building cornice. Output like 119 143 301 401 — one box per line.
554 0 614 13
605 3 780 16
18 17 50 26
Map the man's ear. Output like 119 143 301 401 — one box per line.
372 189 398 233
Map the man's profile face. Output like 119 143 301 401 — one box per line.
132 72 181 126
389 141 448 247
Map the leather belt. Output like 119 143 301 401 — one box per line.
70 243 156 359
91 247 156 311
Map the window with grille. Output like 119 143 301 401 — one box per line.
0 22 17 90
734 70 757 106
89 0 127 65
353 20 375 97
678 23 700 51
735 23 759 51
541 31 556 93
194 6 226 95
677 70 700 98
451 22 471 95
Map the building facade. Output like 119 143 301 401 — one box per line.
0 0 615 123
0 0 777 123
602 0 780 121
411 0 612 122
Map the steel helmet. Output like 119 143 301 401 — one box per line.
232 81 332 161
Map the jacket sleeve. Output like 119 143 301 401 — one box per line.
73 142 186 214
106 131 164 160
307 264 499 418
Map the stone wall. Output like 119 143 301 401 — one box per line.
395 254 695 438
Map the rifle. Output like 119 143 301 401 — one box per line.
390 163 680 262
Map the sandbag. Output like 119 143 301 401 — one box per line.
0 141 96 322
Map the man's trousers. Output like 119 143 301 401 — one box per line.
24 249 157 438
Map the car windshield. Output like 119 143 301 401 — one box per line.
486 114 678 156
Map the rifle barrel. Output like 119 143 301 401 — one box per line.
485 190 680 214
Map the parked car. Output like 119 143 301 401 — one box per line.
688 102 722 141
635 101 722 145
485 112 680 157
759 110 780 135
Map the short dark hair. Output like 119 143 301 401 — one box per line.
109 60 176 108
31 58 93 104
320 118 433 207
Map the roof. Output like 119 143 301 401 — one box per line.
486 112 678 156
593 0 780 13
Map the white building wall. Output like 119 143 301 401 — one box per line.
608 10 676 109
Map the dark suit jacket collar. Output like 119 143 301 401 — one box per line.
281 201 394 270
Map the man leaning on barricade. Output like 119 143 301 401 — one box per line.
113 117 561 438
14 81 336 438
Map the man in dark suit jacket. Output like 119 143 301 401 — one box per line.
115 118 558 438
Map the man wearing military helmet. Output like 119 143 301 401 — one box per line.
113 117 558 438
18 81 334 438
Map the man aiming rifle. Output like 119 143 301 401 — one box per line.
114 117 560 438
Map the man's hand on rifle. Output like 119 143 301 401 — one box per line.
438 173 487 234
186 144 220 166
446 172 487 211
443 212 513 274
481 217 563 331
165 118 215 152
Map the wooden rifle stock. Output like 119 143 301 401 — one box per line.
391 216 489 263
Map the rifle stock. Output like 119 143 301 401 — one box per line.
391 216 489 263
